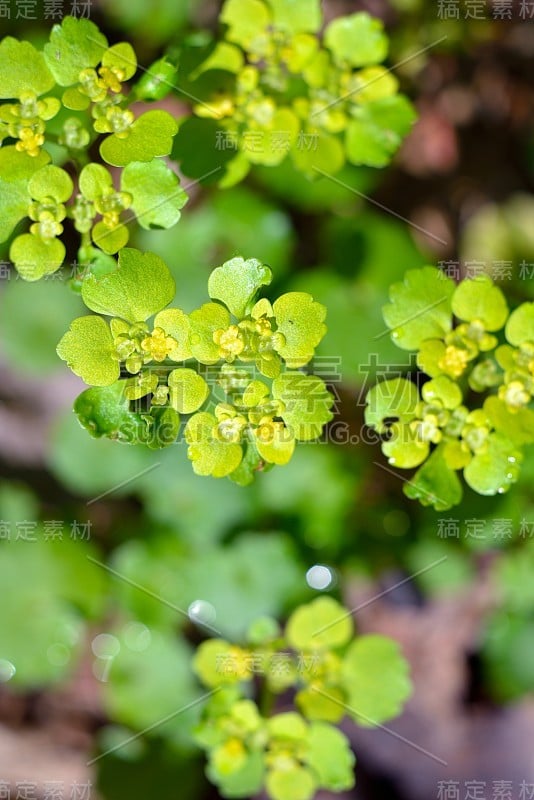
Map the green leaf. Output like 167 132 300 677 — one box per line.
44 17 108 86
273 372 334 441
121 159 188 229
324 13 388 67
254 423 295 466
383 267 455 350
346 96 417 168
421 376 462 409
104 629 200 748
79 163 113 199
0 177 29 242
220 0 271 48
153 308 192 361
185 412 243 477
57 315 119 386
192 42 245 77
171 117 237 184
382 422 429 469
134 57 178 101
208 750 265 799
291 131 345 176
305 723 355 792
463 433 522 496
268 712 308 741
403 444 463 511
341 634 411 726
266 766 316 800
273 292 327 367
82 248 175 322
0 537 105 686
451 275 508 331
92 221 129 255
74 381 147 443
0 146 50 181
168 368 209 414
189 303 231 364
146 407 180 450
296 687 345 723
245 109 300 167
286 597 352 651
193 639 242 688
10 234 65 281
102 42 137 80
62 87 90 110
208 257 272 319
505 302 534 346
0 37 55 97
268 0 321 33
484 396 534 447
28 165 73 203
100 110 178 167
364 377 419 432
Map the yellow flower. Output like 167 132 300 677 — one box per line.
213 325 246 360
15 126 44 157
141 327 177 362
438 345 470 378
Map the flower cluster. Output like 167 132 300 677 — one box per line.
366 268 534 509
173 0 416 184
57 252 334 482
0 19 183 280
192 597 411 800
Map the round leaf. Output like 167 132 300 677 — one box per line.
0 37 54 97
189 303 231 364
305 723 355 791
382 267 455 350
82 248 175 322
364 377 419 432
324 13 388 67
168 368 209 414
44 17 108 86
286 597 352 651
79 163 113 200
154 308 192 361
28 165 74 203
102 42 137 81
273 372 334 441
208 257 272 319
57 315 119 386
463 433 522 496
185 412 243 478
451 274 509 331
505 302 534 346
273 292 327 367
10 233 65 281
121 159 187 230
341 634 412 726
100 110 178 167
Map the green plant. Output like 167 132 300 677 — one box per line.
57 253 333 482
0 12 447 798
192 596 411 800
0 17 183 281
365 268 534 509
171 0 417 184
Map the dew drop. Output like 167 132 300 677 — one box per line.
0 660 16 683
92 633 121 659
306 565 334 591
188 600 216 627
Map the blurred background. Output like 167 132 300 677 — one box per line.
1 0 534 798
